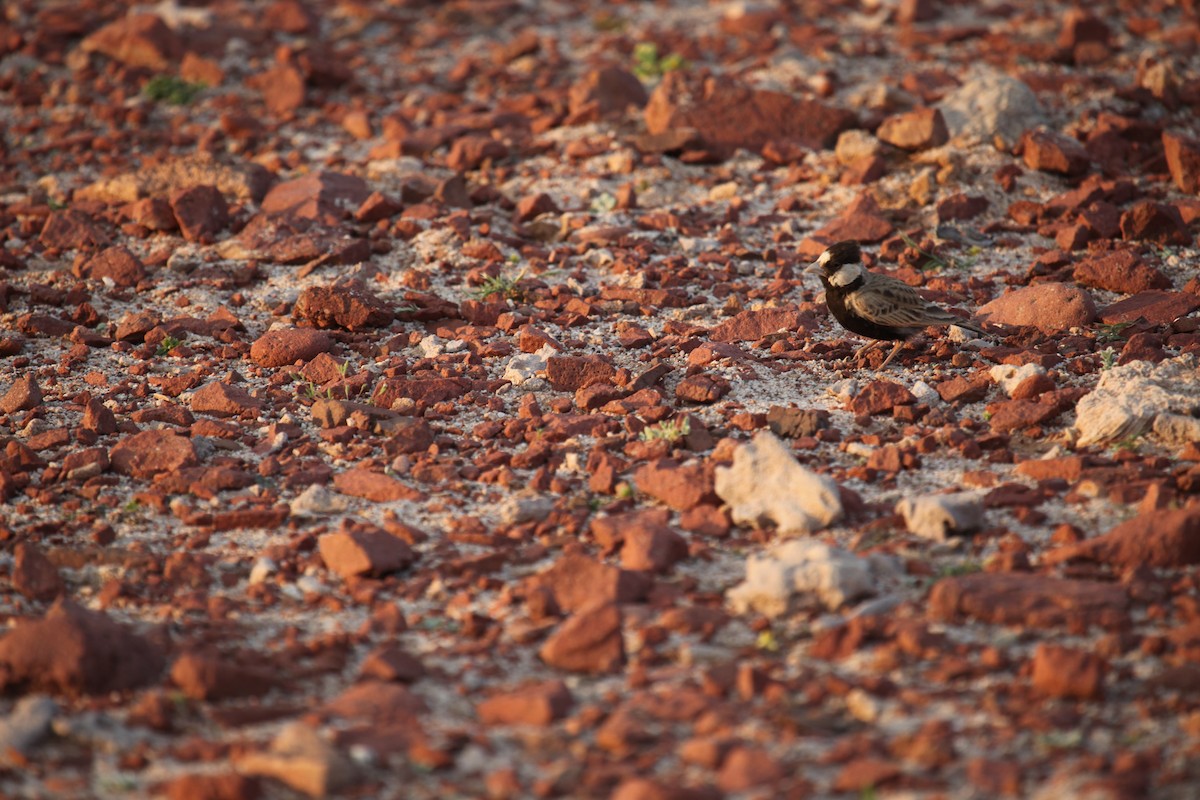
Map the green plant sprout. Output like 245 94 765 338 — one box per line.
1095 321 1133 343
471 268 526 301
1099 347 1117 371
156 335 182 356
1111 433 1142 453
143 75 206 106
590 192 617 214
639 417 690 443
632 42 689 81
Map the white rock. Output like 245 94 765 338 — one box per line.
1075 355 1200 447
909 380 939 405
895 493 985 541
714 431 843 534
937 70 1045 148
989 363 1046 396
727 540 888 615
835 129 882 166
0 696 57 761
1154 413 1200 446
290 484 351 517
248 557 277 585
503 352 547 386
497 492 555 525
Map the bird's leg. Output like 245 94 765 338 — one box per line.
851 341 878 362
877 340 905 369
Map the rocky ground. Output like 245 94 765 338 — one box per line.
1 0 1200 798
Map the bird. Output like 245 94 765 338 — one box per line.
807 239 987 369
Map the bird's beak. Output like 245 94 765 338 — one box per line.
804 260 822 276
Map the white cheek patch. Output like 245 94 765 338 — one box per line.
828 263 862 287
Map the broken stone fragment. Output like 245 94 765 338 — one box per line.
1074 355 1200 447
727 539 897 615
714 430 842 534
895 493 985 541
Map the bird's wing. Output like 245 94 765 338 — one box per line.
846 276 961 328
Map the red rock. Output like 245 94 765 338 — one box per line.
171 185 230 243
114 310 159 342
849 380 916 416
622 522 688 573
180 52 224 86
876 107 948 150
81 13 179 70
709 307 807 342
568 66 648 119
1022 129 1090 176
332 468 421 502
358 646 425 683
984 398 1064 433
38 209 109 251
1099 291 1200 325
967 759 1022 798
1118 332 1167 365
1073 250 1170 294
477 680 573 726
716 746 785 793
675 373 731 404
354 191 402 223
644 72 855 155
373 377 470 406
0 374 42 413
977 282 1096 332
898 0 939 24
110 429 199 479
318 529 415 580
1058 9 1111 50
832 758 902 792
249 328 333 367
191 382 264 418
447 135 508 171
539 603 625 673
936 193 989 221
264 0 317 33
514 192 560 224
841 154 888 184
62 447 109 480
1044 507 1200 569
293 282 393 330
162 773 260 800
255 63 306 116
261 171 371 223
610 778 718 800
527 553 651 613
0 600 164 696
170 650 274 701
1119 202 1191 245
1163 130 1200 194
633 459 718 511
1031 643 1106 700
810 192 895 244
82 398 118 434
75 246 146 287
929 573 1128 629
1014 455 1084 482
935 375 990 403
324 680 426 723
13 543 63 601
545 355 616 391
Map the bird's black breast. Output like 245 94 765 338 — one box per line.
822 278 913 342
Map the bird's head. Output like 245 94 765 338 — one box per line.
807 240 864 287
